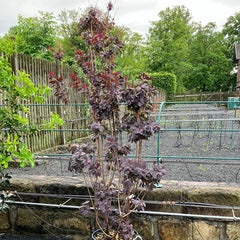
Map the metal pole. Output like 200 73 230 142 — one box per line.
157 102 165 165
135 210 240 221
33 153 240 162
6 200 240 222
159 129 240 132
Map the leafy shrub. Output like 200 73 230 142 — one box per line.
0 37 63 210
148 72 177 94
49 4 165 240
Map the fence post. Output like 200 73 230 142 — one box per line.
9 37 19 77
10 52 19 77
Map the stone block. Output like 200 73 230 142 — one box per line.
17 207 91 235
17 208 41 230
158 219 191 240
192 221 219 240
132 216 154 240
0 212 10 230
226 223 240 240
53 215 90 234
188 187 240 207
188 188 240 217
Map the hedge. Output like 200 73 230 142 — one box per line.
148 72 177 94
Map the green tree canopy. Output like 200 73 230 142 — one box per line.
222 11 240 56
186 23 233 92
8 12 57 60
148 5 236 93
148 6 193 92
57 9 86 62
115 29 149 82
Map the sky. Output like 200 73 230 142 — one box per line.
0 0 240 37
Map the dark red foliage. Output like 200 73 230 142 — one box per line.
48 72 69 104
50 2 165 239
107 2 113 11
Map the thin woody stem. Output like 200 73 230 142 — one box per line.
138 139 142 161
136 111 142 162
123 191 147 219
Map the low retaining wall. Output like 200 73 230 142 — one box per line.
1 175 240 240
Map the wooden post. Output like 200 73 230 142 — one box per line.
9 37 19 77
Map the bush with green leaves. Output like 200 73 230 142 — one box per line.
0 37 63 212
148 72 177 94
8 12 57 61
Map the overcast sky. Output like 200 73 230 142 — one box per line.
0 0 240 37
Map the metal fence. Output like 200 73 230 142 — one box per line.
155 101 240 182
4 100 240 183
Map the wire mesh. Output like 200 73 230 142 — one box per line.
156 101 240 183
3 101 240 183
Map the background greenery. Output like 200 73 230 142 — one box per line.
2 5 240 94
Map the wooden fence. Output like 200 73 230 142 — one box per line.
171 91 238 102
152 89 166 113
1 53 167 153
1 53 88 153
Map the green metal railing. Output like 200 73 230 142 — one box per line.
156 101 240 164
3 100 240 165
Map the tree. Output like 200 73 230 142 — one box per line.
57 9 86 63
186 23 233 92
222 11 240 56
50 5 165 239
115 29 149 82
148 6 193 93
222 11 240 90
8 12 57 60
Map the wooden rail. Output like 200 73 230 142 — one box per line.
171 91 237 102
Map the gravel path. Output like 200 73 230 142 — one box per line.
4 103 240 183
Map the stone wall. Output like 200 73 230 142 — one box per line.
1 175 240 240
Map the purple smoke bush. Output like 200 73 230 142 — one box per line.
50 2 165 239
